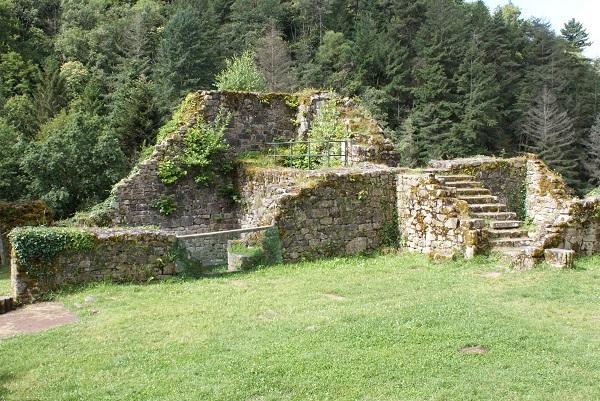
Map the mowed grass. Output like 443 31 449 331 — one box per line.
0 253 599 401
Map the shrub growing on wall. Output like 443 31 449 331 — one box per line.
157 109 238 201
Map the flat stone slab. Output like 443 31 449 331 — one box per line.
0 302 78 340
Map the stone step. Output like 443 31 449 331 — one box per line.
471 212 518 221
458 195 498 205
490 237 532 248
444 181 484 189
455 188 492 196
489 220 522 229
493 246 527 257
487 228 530 239
436 175 475 183
469 203 507 213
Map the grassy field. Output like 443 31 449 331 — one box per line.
0 253 599 401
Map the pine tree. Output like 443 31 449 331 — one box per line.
155 3 218 112
255 24 297 92
32 59 66 126
108 75 161 157
582 116 600 186
452 33 500 154
561 18 592 52
522 86 579 183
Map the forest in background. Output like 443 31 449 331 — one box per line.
1 0 599 218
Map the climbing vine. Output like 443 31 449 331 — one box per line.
9 227 95 278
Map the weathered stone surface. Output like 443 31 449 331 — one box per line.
11 229 179 304
397 174 484 259
544 248 575 269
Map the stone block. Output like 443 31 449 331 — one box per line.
345 237 367 255
544 248 575 269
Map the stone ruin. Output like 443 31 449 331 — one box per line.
7 90 600 303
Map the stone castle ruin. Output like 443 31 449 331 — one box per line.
7 91 600 303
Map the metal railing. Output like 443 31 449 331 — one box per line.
266 139 350 169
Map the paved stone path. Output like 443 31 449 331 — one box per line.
0 302 78 340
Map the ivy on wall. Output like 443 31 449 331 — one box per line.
9 227 95 278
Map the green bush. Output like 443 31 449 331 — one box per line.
9 227 95 278
215 51 267 92
151 195 177 216
157 109 238 201
157 159 187 185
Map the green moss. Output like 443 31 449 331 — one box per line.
9 227 95 278
156 92 204 143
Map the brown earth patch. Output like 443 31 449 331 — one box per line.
459 345 489 354
0 302 78 340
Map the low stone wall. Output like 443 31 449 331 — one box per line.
177 226 273 267
11 228 178 304
429 156 528 219
397 174 484 259
275 169 398 261
0 201 51 266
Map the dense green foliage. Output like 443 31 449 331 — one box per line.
1 253 599 399
8 226 94 278
0 0 599 217
158 109 231 187
214 50 267 92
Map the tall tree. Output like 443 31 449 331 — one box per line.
154 3 219 112
255 24 297 92
561 18 592 52
522 86 579 183
582 116 600 186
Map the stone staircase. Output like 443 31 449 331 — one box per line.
434 174 532 254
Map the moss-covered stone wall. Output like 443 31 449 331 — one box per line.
275 169 398 261
11 228 178 304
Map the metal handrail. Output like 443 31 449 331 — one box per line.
267 139 350 169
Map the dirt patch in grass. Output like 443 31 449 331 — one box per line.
0 302 78 340
459 345 489 354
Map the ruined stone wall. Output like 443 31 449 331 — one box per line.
525 156 574 226
397 174 484 259
0 201 51 266
111 90 300 233
238 168 308 228
12 229 178 304
429 156 528 218
275 169 398 261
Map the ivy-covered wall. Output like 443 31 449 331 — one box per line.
10 227 178 303
0 201 51 266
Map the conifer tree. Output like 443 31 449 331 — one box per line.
255 24 297 92
155 3 218 112
582 116 600 186
561 18 592 52
522 86 579 183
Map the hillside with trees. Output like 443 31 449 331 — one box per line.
1 0 599 218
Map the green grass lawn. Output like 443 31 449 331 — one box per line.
0 264 9 296
1 253 599 401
